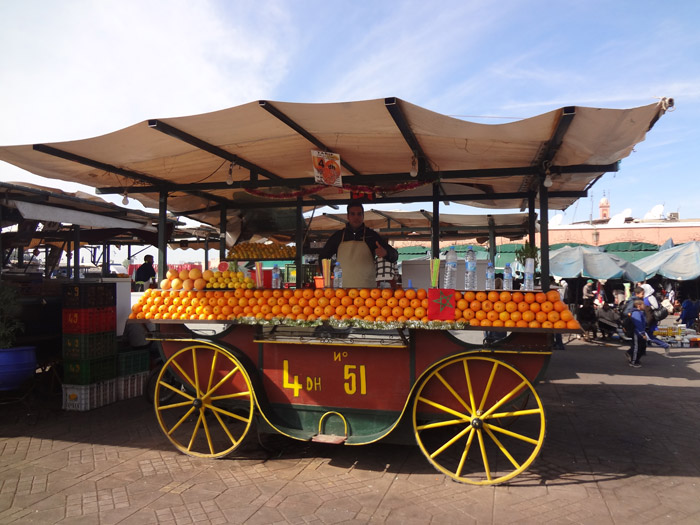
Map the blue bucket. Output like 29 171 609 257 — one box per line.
0 346 36 391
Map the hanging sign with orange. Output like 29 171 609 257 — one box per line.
311 150 343 187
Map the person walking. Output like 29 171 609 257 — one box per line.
642 283 671 356
626 299 648 368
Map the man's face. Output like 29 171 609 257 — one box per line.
347 206 364 229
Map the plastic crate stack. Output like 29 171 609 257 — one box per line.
61 283 117 411
116 348 150 400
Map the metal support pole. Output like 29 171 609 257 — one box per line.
528 192 536 247
102 243 110 275
488 216 496 264
539 178 550 292
431 183 440 258
219 207 227 262
73 225 80 281
158 191 168 281
204 237 209 271
295 197 304 288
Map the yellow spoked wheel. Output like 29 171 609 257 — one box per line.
412 355 545 485
154 344 254 458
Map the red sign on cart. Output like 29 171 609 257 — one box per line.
428 288 455 320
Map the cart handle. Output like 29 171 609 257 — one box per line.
318 411 348 438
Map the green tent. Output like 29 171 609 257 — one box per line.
602 241 659 263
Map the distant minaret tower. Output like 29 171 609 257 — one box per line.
599 193 610 220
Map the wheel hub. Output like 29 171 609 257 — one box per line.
193 398 203 409
471 417 483 429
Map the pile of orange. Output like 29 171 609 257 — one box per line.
128 287 579 330
129 287 431 323
453 290 579 329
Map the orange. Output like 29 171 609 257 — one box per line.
492 320 504 327
375 297 387 308
314 288 324 298
324 305 335 317
370 288 382 299
392 306 404 317
403 306 415 318
493 301 506 313
404 289 417 300
369 306 381 317
522 310 535 323
553 320 567 329
347 288 359 299
381 288 393 300
359 288 371 299
481 300 493 312
414 307 426 318
329 297 341 308
560 310 573 322
554 301 567 312
517 301 530 313
505 301 517 313
456 299 468 310
541 321 553 329
346 305 359 317
475 291 487 302
409 298 421 309
510 310 522 322
353 296 365 307
529 302 541 313
335 288 347 299
324 288 335 299
380 306 392 317
528 320 541 328
524 292 536 304
470 300 482 312
416 289 427 300
566 319 581 329
512 292 524 303
302 288 314 299
535 292 547 304
318 297 330 308
487 310 499 322
487 291 500 302
535 311 548 323
387 297 399 308
499 291 512 303
469 318 481 327
462 308 475 320
475 310 487 321
504 319 516 327
394 289 405 300
480 319 492 327
547 310 560 322
341 295 353 307
499 311 511 322
546 290 561 303
398 297 410 308
314 306 324 316
540 301 554 313
454 291 462 301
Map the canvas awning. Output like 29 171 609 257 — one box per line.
0 97 673 232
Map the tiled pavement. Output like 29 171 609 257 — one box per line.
1 338 700 524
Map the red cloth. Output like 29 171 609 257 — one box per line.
428 288 455 321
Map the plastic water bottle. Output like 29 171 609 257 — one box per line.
523 257 535 291
503 263 513 290
271 264 281 289
465 245 477 290
443 246 458 288
485 262 495 290
333 261 343 289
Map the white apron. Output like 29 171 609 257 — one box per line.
337 230 376 288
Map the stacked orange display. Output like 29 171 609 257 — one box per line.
129 287 579 330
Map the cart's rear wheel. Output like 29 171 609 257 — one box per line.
412 355 545 485
154 344 254 458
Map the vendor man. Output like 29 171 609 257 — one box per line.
319 201 398 288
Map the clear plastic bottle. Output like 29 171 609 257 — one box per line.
443 246 458 288
271 264 281 289
465 245 477 290
503 263 513 291
485 262 495 290
523 257 535 291
333 261 343 289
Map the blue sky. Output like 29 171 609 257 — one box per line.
1 0 698 230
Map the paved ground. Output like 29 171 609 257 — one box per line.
1 335 700 524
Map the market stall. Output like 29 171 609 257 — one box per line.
0 96 672 484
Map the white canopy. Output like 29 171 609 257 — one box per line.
549 245 646 281
635 241 700 281
0 97 672 231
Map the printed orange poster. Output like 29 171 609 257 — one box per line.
311 150 342 187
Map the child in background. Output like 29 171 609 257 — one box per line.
626 299 647 368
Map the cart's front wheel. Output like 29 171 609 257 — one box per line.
154 344 254 458
412 355 545 485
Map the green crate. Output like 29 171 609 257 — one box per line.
62 355 117 385
117 349 150 376
62 332 117 360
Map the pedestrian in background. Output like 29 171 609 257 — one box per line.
627 299 647 368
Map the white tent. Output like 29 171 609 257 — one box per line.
549 245 646 281
635 241 700 280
